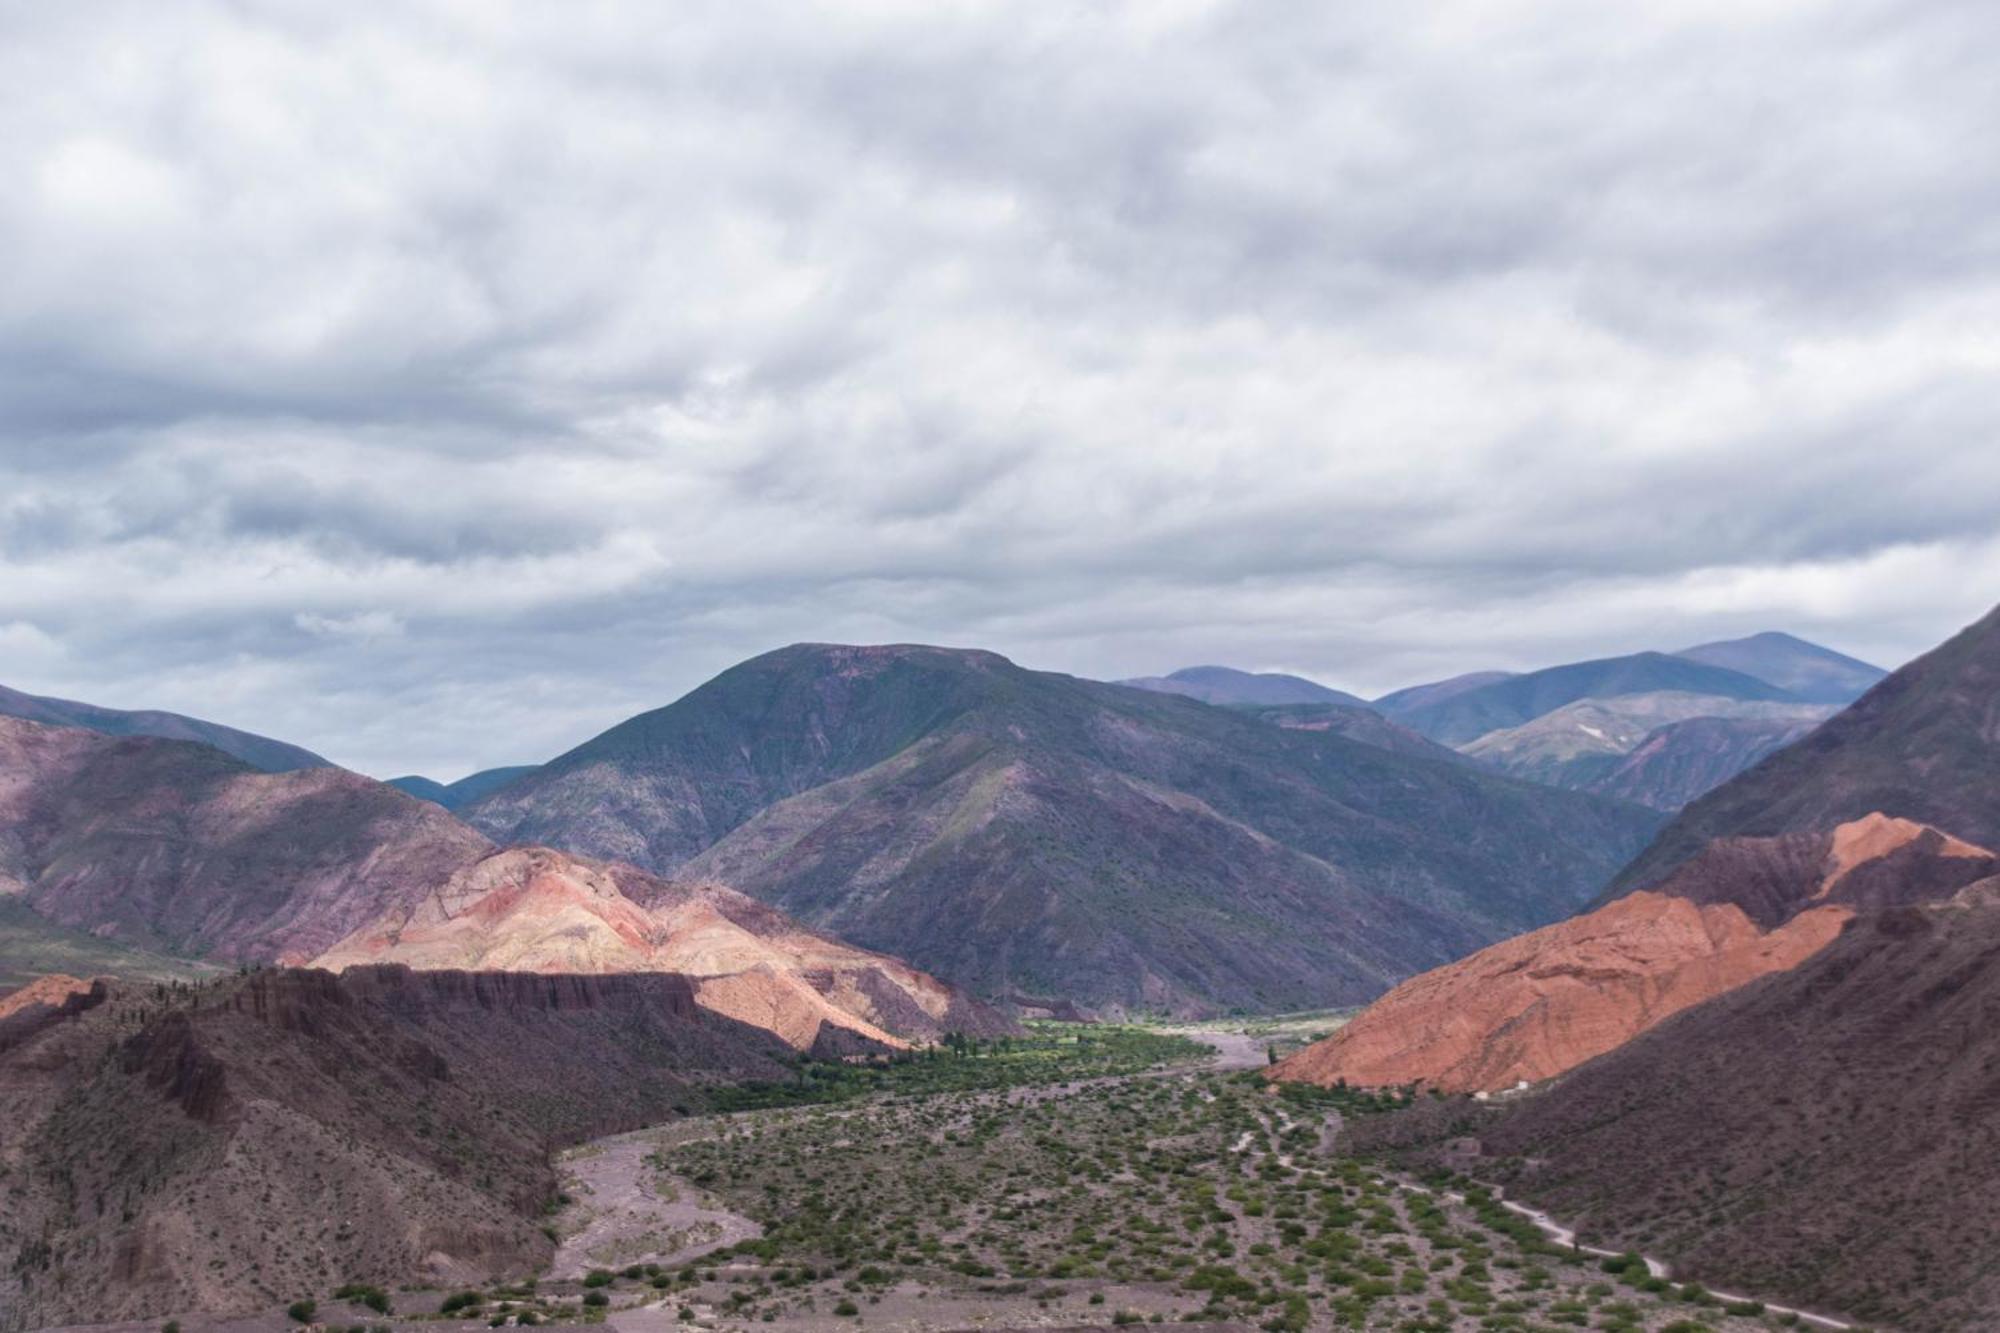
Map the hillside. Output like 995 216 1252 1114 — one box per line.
1270 814 1995 1092
0 965 797 1329
1233 701 1474 765
1461 692 1834 810
1674 629 1886 703
472 644 1664 1013
1388 651 1801 745
1115 665 1369 707
1476 886 2000 1331
1608 602 2000 895
0 682 330 773
0 716 999 1051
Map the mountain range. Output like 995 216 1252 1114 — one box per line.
1126 632 1885 812
0 716 1001 1054
465 643 1664 1013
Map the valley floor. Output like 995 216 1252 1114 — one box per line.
39 1026 1843 1333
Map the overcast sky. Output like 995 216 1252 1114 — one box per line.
4 0 1999 778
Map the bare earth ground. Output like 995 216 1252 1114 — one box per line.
551 1131 765 1279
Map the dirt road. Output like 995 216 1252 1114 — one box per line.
550 1128 763 1278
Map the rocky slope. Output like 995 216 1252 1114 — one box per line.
0 682 330 773
1607 602 2000 896
0 717 1000 1052
471 644 1664 1013
1115 665 1368 707
1270 814 1997 1092
313 846 1009 1051
1473 883 2000 1331
0 965 797 1329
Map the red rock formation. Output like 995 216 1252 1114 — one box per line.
1271 815 1997 1093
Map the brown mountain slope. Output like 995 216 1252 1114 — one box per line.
0 717 1000 1051
0 716 490 963
1607 601 2000 896
1270 815 1997 1092
0 965 795 1330
1473 885 2000 1332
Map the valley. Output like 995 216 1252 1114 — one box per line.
32 1026 1837 1333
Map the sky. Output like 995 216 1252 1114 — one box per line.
3 0 1999 779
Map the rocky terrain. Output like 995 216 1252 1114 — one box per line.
467 644 1663 1014
313 846 1010 1052
0 965 803 1330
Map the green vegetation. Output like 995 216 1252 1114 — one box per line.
702 1023 1208 1112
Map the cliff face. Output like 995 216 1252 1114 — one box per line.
0 966 793 1330
1270 815 1997 1093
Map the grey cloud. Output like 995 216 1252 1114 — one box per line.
0 0 1997 775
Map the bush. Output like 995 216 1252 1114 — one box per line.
834 1299 860 1317
439 1292 484 1314
287 1300 317 1324
583 1269 616 1288
582 1290 610 1308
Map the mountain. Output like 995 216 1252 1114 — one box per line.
1470 884 2000 1331
0 716 998 1051
1270 814 1995 1092
388 764 539 811
1460 692 1836 809
1386 651 1802 746
313 846 1008 1051
0 682 330 773
1116 665 1369 708
1582 714 1824 811
469 643 1664 1014
1607 603 2000 897
0 965 799 1329
1372 670 1516 715
1233 702 1474 766
1674 629 1886 704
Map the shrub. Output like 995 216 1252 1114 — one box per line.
286 1300 317 1324
834 1299 860 1317
439 1292 484 1314
582 1291 609 1308
583 1269 616 1288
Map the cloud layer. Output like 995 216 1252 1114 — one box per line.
4 0 1998 776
